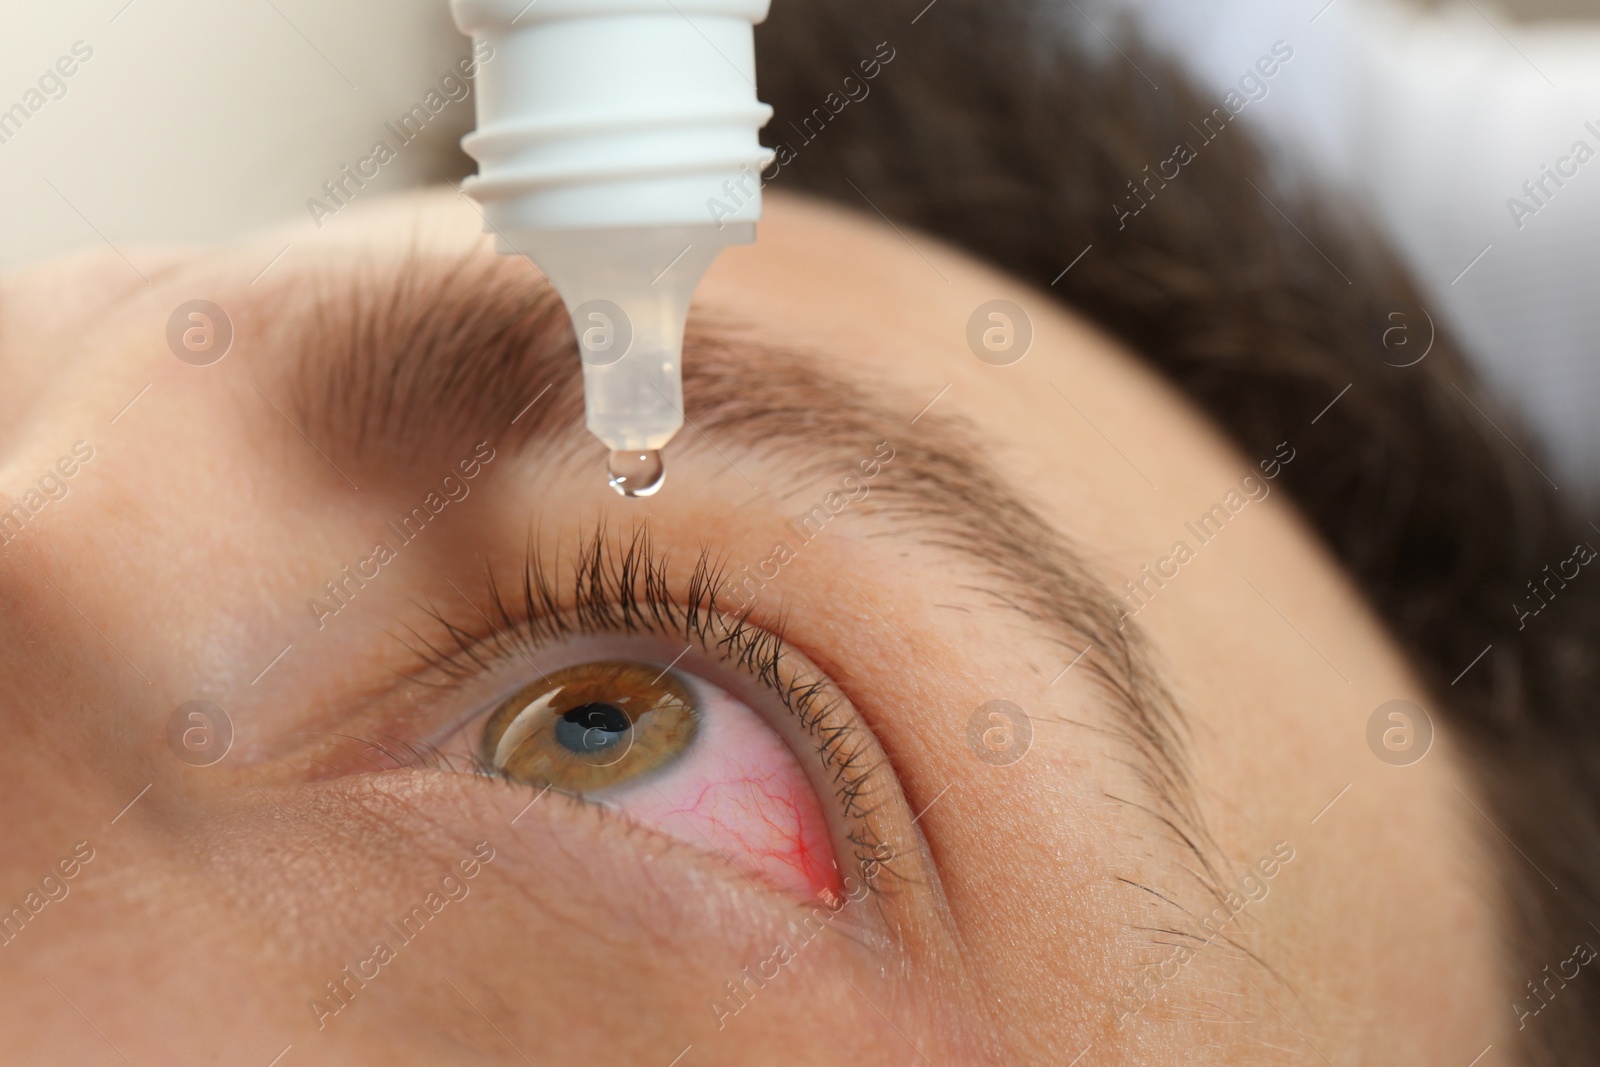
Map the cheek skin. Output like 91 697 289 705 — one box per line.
604 678 841 900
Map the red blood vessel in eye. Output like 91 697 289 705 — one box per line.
608 676 843 902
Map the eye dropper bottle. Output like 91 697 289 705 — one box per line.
450 0 775 497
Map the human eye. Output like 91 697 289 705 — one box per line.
319 527 909 905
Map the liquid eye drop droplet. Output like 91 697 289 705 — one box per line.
607 450 665 498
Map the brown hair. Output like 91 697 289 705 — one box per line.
756 1 1600 1060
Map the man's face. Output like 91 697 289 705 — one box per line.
0 190 1502 1064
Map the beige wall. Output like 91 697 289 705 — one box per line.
0 0 472 268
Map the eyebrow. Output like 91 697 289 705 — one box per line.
277 248 1219 891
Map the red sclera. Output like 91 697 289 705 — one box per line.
605 675 842 901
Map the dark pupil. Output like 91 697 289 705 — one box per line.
555 702 631 753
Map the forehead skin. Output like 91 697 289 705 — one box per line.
0 189 1501 1065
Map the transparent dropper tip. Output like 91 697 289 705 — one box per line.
512 224 754 500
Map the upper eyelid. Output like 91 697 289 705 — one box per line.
401 528 754 685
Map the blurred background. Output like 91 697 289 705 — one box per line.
0 0 475 265
1442 0 1590 13
3 0 1598 478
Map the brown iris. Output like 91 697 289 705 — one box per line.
480 661 698 792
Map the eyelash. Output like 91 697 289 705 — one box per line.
386 526 902 887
